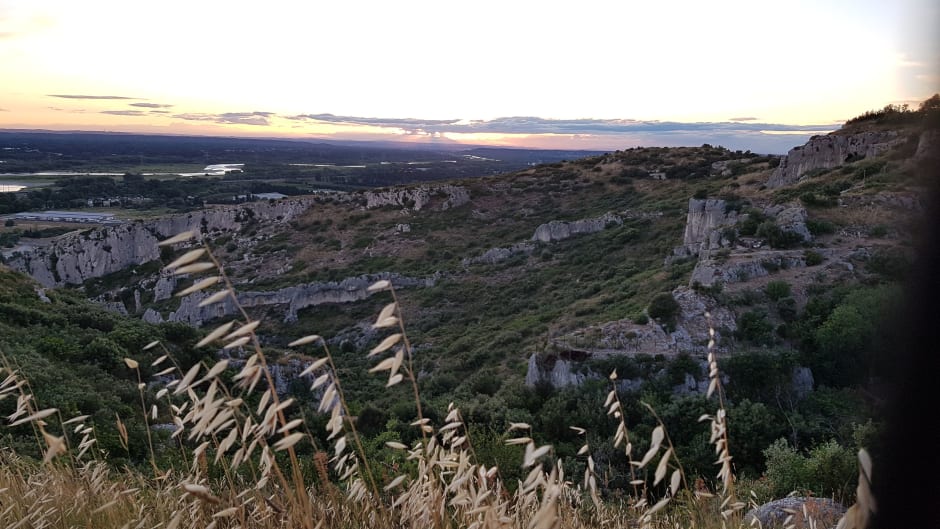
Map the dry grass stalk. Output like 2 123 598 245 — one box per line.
0 230 879 529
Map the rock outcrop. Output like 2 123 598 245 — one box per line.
767 130 904 188
915 128 940 160
364 184 470 211
552 287 736 357
745 497 845 529
531 212 622 243
764 204 813 242
6 197 317 287
524 354 594 388
462 242 535 267
690 250 808 287
163 272 436 326
675 199 738 257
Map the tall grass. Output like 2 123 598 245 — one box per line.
0 231 873 528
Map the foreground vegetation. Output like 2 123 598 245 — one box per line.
2 99 935 526
0 233 876 528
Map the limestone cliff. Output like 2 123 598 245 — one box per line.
675 199 738 257
767 130 905 188
152 272 436 326
461 242 535 267
5 197 317 287
364 184 470 211
531 212 622 243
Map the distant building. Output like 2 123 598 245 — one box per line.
10 211 121 224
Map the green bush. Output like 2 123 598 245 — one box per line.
804 250 824 266
647 292 680 330
763 438 856 499
737 209 767 236
764 280 791 301
736 310 774 346
806 219 836 236
756 222 804 249
866 249 911 280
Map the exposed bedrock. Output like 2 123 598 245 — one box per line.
364 184 470 211
146 272 436 326
531 212 622 243
767 130 905 188
6 198 317 287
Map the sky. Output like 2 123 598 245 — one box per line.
1 0 937 153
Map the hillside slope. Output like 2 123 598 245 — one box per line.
1 100 936 484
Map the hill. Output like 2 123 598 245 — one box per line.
0 97 937 527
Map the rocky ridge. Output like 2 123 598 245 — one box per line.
141 272 436 326
767 130 905 188
364 184 470 211
5 197 318 287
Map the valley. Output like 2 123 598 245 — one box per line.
0 99 936 527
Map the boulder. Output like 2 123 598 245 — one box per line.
745 497 846 528
531 212 622 243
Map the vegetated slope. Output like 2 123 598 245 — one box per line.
0 267 205 464
1 98 935 496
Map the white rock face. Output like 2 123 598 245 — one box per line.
767 130 904 188
164 273 436 326
690 251 807 287
364 184 470 211
462 242 535 266
153 275 177 302
525 354 596 388
531 212 622 243
6 197 317 287
142 308 164 324
677 199 738 257
764 204 813 243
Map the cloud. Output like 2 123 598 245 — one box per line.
0 107 8 112
173 111 273 126
101 110 147 116
286 113 834 137
129 102 174 109
48 94 137 100
289 113 462 128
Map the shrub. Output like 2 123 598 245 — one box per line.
806 219 836 236
756 222 804 249
804 249 824 266
737 208 767 236
647 292 680 330
764 280 791 301
866 249 911 280
736 310 774 346
800 192 837 208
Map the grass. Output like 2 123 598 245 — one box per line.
0 231 873 528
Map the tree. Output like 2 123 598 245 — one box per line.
813 305 869 386
647 292 680 331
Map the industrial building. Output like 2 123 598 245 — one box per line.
8 211 120 224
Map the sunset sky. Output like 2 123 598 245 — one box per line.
1 0 937 153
